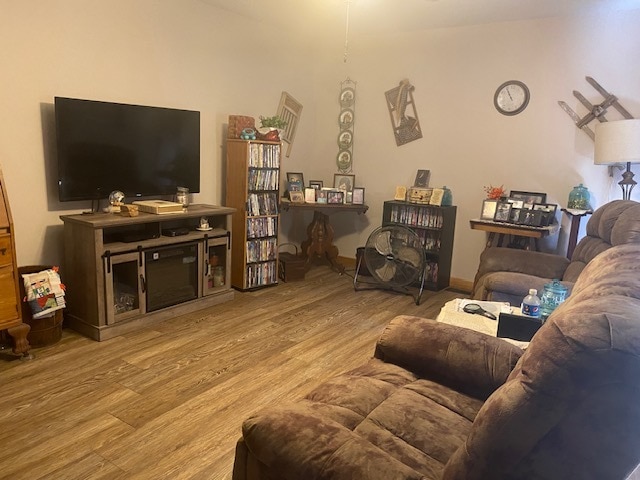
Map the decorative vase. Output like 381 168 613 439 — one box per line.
567 184 591 210
441 186 453 206
257 127 280 142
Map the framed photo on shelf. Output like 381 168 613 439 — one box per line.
309 180 323 190
481 199 498 220
316 190 328 204
494 201 512 222
533 203 558 226
286 172 304 191
510 208 522 223
289 191 305 203
327 190 344 204
352 187 365 205
509 191 547 209
333 174 355 192
507 198 525 209
304 187 317 203
414 169 430 188
394 186 407 201
519 209 544 226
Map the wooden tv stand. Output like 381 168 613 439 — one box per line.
60 204 235 341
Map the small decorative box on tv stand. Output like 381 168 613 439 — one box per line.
132 200 184 214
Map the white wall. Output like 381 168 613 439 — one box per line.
280 9 640 282
0 0 318 267
2 2 639 284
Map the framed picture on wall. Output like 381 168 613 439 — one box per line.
309 180 323 189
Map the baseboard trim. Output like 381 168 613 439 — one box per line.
449 277 472 294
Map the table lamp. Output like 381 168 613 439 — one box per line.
594 119 640 200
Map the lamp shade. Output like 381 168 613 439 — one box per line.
594 119 640 165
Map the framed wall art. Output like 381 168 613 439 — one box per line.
337 78 356 173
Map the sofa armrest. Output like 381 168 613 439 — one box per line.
236 403 426 480
374 315 523 399
474 248 570 283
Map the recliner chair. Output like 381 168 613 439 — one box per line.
471 199 640 305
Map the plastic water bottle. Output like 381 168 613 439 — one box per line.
522 289 541 317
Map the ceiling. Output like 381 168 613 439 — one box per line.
201 0 640 37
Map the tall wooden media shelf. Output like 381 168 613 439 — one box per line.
226 139 281 290
382 200 456 291
60 205 235 341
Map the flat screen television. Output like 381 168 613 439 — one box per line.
54 97 200 202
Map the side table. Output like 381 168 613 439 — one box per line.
436 299 530 348
469 218 559 251
280 200 369 273
561 208 592 259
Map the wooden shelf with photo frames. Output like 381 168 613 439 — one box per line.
480 191 558 227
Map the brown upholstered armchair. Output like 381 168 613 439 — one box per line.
471 199 640 305
233 244 640 479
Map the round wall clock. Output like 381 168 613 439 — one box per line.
494 80 530 116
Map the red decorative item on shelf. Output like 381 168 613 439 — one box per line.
484 185 506 199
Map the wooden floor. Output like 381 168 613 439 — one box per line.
0 267 464 480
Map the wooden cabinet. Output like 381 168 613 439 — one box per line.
226 140 281 290
382 200 456 291
60 205 235 341
0 167 30 356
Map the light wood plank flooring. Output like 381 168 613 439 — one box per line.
0 267 464 480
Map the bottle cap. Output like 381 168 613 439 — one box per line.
529 289 537 295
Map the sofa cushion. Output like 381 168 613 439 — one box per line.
241 358 484 479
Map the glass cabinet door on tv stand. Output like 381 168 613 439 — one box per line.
104 251 145 325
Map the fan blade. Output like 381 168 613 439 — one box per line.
375 260 396 282
396 246 422 268
374 230 393 256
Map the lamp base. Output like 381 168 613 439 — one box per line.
619 162 637 201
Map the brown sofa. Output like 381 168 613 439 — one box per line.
232 243 640 479
471 199 640 305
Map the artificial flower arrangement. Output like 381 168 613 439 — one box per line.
484 185 506 200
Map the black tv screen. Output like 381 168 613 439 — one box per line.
55 97 200 202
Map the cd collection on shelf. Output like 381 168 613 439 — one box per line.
247 192 278 216
249 143 280 168
246 237 277 263
389 204 444 229
247 216 277 239
245 261 277 289
248 168 279 191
